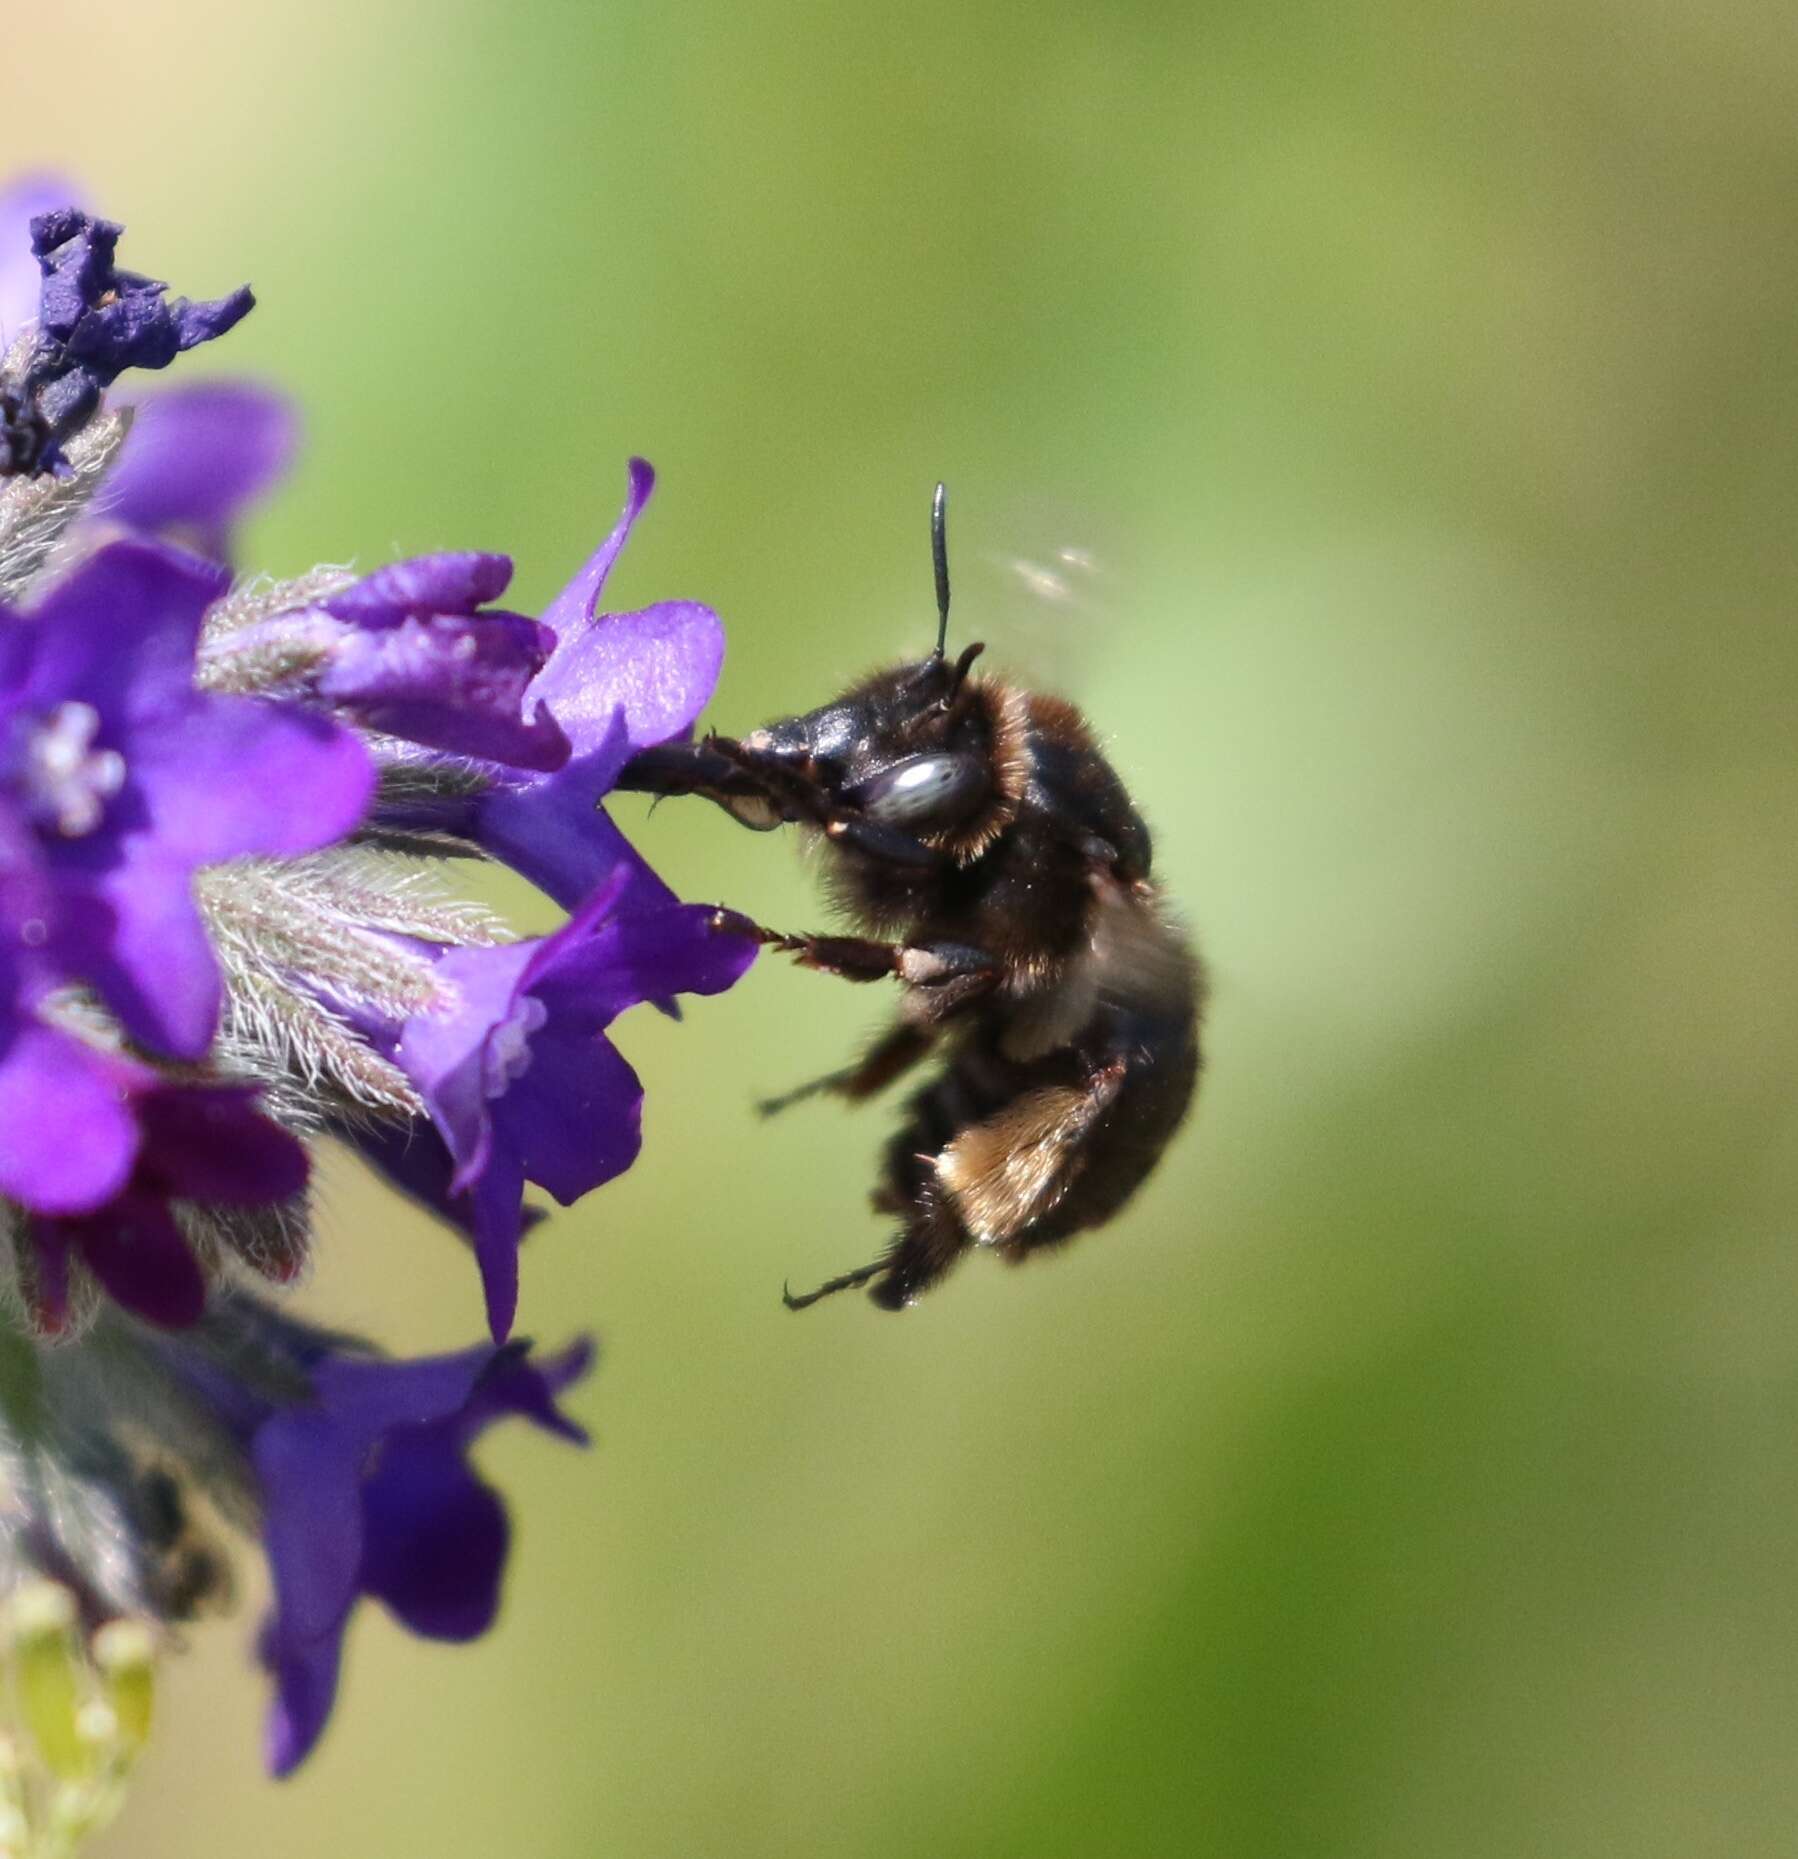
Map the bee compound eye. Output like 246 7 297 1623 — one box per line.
853 752 990 828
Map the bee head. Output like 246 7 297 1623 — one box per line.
730 484 1005 846
743 480 986 778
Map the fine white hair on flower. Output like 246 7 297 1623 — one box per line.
0 411 129 603
199 854 510 1122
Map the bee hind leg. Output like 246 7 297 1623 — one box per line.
782 1189 969 1315
864 1189 969 1311
781 1258 888 1310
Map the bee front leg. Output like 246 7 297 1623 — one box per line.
695 740 949 870
819 814 943 869
612 738 789 831
613 739 769 801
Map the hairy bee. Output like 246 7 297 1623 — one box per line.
617 486 1204 1309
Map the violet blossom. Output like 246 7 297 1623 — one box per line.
0 538 374 1057
341 872 756 1340
202 550 572 772
0 180 754 1822
7 1042 308 1334
2 206 251 478
457 459 725 911
149 1307 592 1776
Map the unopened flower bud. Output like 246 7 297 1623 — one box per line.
90 1623 154 1752
7 1583 85 1780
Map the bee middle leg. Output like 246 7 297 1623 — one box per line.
757 1021 933 1117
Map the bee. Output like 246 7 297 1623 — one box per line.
617 486 1204 1310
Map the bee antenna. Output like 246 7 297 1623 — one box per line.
931 480 951 660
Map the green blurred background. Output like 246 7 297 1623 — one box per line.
12 0 1798 1852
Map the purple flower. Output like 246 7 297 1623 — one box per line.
344 875 756 1340
0 1032 309 1333
0 173 293 551
385 461 725 911
0 539 374 1057
4 208 252 475
211 551 572 772
101 380 297 561
164 1320 592 1775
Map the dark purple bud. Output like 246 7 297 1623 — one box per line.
2 209 253 476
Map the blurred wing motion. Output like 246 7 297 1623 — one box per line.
976 493 1126 697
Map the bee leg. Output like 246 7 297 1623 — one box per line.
781 1257 888 1310
729 920 999 1016
895 941 1002 1020
781 1205 966 1313
669 737 949 870
865 1188 969 1310
612 739 772 803
784 1178 970 1314
689 738 881 840
819 814 943 869
757 1022 932 1117
767 932 908 981
767 932 1002 1019
937 1061 1131 1259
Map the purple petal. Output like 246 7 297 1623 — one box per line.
23 540 227 726
68 1194 207 1327
31 210 252 372
344 1134 527 1341
393 940 538 1184
309 1349 494 1438
530 901 761 1030
491 1032 642 1207
467 1149 528 1343
262 1630 343 1781
322 553 513 622
136 1083 308 1204
315 613 570 771
529 600 724 759
473 727 673 912
0 1022 137 1213
356 1341 595 1636
254 1409 366 1647
527 460 725 756
336 1115 550 1255
102 383 297 559
537 459 653 647
511 862 631 997
470 1336 594 1447
358 1433 509 1641
56 847 222 1058
254 1334 592 1773
331 1118 532 1343
125 697 373 862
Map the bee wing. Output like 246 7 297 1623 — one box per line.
974 491 1124 698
